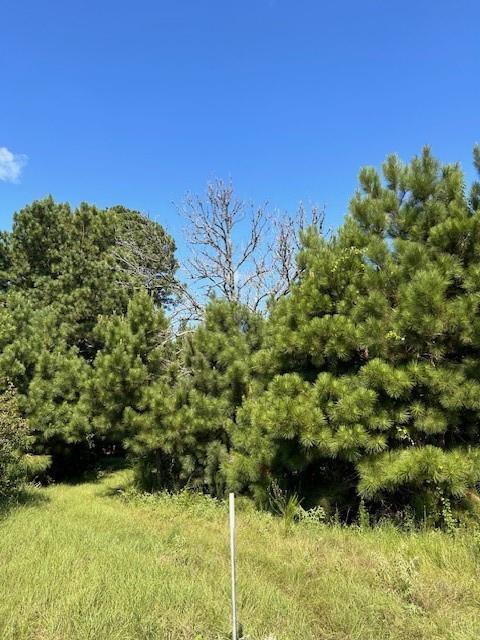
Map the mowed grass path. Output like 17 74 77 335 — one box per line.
1 472 480 640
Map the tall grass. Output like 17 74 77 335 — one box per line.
0 470 479 639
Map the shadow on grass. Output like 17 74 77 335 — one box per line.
58 456 131 487
56 457 135 501
99 484 132 499
0 488 51 521
96 468 135 500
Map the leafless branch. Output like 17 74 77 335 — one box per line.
178 179 324 317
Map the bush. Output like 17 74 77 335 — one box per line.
0 384 29 497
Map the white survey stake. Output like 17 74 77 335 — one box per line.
229 492 238 640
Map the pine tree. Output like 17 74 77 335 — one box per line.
3 197 177 358
88 290 169 443
0 197 177 477
227 147 480 518
130 299 263 495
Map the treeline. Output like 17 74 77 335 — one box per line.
2 146 480 524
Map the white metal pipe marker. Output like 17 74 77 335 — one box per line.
229 492 238 640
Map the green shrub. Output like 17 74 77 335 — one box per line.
0 384 29 497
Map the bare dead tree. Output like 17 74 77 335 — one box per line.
178 179 323 317
269 202 324 297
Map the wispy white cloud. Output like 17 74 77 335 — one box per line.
0 146 28 183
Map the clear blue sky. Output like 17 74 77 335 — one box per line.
1 0 479 248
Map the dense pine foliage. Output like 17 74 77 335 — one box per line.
2 146 480 524
228 147 480 520
130 299 263 494
0 198 177 480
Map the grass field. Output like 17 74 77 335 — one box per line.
1 471 480 640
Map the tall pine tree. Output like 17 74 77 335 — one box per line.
227 147 480 519
0 197 177 477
